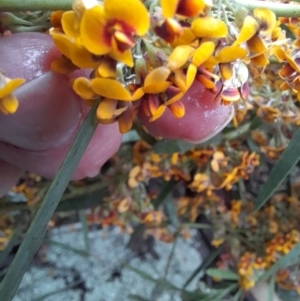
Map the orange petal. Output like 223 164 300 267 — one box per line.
176 0 206 17
164 91 184 106
150 105 167 121
168 45 195 71
97 57 117 78
91 78 133 100
0 78 25 98
61 11 80 38
160 0 178 18
195 73 215 89
73 77 96 99
51 56 78 74
104 0 149 36
192 41 215 66
50 10 64 28
170 27 196 47
270 46 286 62
247 35 267 54
250 54 269 68
52 32 73 57
168 100 185 118
191 17 228 38
155 18 183 43
71 40 100 68
233 16 259 46
110 49 134 67
143 82 172 94
144 66 171 86
219 63 233 80
279 64 295 78
254 8 276 35
118 102 134 133
285 54 300 72
215 46 248 63
1 94 19 114
96 98 118 120
80 5 111 55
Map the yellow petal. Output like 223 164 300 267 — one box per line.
215 46 248 63
164 91 184 106
97 57 116 78
192 41 215 66
118 103 134 133
52 32 73 57
233 16 259 46
149 105 167 121
72 0 98 16
50 10 64 28
160 0 178 18
250 54 269 67
219 63 233 80
110 49 134 67
285 54 300 72
170 27 196 47
271 46 286 62
168 45 195 71
168 100 185 118
80 5 111 55
71 41 99 68
247 35 267 54
51 56 78 74
186 63 197 90
0 78 25 98
96 98 118 120
144 66 171 89
73 77 96 99
91 78 132 100
61 11 80 38
191 17 228 38
201 56 218 68
1 94 19 114
143 82 172 94
104 0 149 35
254 8 276 35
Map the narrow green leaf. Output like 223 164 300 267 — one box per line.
206 268 239 281
164 193 179 229
133 121 156 146
79 211 89 252
259 243 300 282
268 275 276 301
124 264 180 291
43 239 89 257
255 127 300 211
152 179 176 209
0 100 99 301
126 224 145 250
152 139 186 154
182 222 212 229
128 295 150 301
232 289 243 301
182 248 221 289
202 284 238 301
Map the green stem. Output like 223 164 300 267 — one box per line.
234 0 300 17
0 0 73 11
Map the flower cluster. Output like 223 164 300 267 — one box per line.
48 0 288 133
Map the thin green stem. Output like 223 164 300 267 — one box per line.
0 0 73 11
234 0 300 17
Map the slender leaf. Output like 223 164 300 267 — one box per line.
124 264 180 291
202 284 238 301
152 139 190 154
128 295 150 301
43 239 89 257
126 224 145 250
268 275 276 301
182 222 212 229
0 100 99 301
79 211 89 252
258 243 300 282
152 179 176 209
182 248 221 289
206 268 239 281
164 193 179 229
232 289 243 301
255 127 300 211
32 279 83 301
